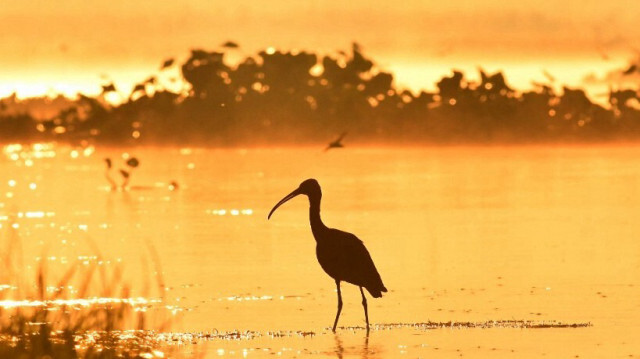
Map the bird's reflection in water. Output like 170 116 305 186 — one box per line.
333 333 374 359
334 334 344 359
361 335 370 359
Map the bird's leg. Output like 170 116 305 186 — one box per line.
360 287 369 334
105 171 117 191
332 280 343 333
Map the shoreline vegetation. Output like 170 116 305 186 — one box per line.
0 223 172 358
0 261 171 358
0 44 639 146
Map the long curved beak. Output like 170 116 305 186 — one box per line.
268 188 302 219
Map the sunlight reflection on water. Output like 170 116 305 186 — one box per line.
206 209 253 216
0 297 160 310
2 143 640 357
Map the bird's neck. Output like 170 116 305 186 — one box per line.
308 196 327 240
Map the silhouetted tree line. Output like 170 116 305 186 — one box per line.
2 43 640 145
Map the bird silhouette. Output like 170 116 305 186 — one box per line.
104 157 117 190
221 40 240 49
324 132 348 151
542 70 556 83
101 83 117 93
268 179 387 333
103 156 142 190
160 58 175 70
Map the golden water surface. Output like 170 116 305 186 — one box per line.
1 144 640 358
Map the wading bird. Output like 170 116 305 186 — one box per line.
104 158 117 190
268 179 387 333
104 156 141 190
324 132 347 151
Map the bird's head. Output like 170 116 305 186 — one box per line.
268 178 321 220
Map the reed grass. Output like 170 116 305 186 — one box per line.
0 218 173 358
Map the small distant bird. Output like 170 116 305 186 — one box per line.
268 179 387 333
622 64 638 76
160 58 175 70
101 83 117 93
221 41 239 49
542 70 556 83
120 157 140 188
104 158 117 190
126 157 140 168
324 132 348 151
104 156 140 190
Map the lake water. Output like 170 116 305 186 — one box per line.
1 143 640 358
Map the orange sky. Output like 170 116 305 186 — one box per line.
1 0 639 99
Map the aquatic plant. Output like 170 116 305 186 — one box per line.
0 222 173 358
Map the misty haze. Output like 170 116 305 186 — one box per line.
2 1 640 358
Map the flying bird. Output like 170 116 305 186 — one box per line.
542 70 556 83
160 58 175 70
324 132 348 151
101 83 117 93
268 179 387 333
221 41 240 49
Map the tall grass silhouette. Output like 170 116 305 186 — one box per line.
0 216 173 358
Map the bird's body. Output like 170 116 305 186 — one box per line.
268 179 386 333
315 228 386 298
324 132 347 151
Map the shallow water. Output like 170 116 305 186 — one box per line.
1 144 640 357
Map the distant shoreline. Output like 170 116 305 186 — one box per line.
1 45 639 145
